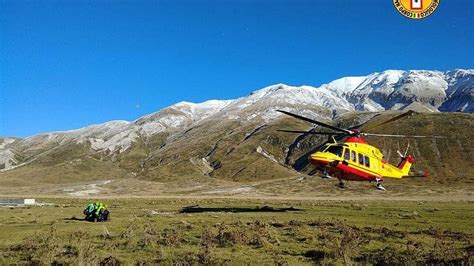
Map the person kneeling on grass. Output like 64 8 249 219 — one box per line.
83 202 96 222
83 201 109 222
95 201 109 222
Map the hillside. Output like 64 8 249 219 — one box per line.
1 111 472 198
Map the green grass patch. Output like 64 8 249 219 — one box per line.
0 198 472 264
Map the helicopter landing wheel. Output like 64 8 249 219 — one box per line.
375 178 386 191
337 178 345 189
322 170 332 179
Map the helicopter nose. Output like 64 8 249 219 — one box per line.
309 153 331 166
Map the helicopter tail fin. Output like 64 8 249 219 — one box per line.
397 155 415 176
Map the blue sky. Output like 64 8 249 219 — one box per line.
1 0 473 137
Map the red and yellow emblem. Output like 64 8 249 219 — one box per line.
393 0 440 19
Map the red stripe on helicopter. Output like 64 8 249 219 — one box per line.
336 163 372 179
310 157 379 181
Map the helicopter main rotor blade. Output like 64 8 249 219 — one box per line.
361 133 446 138
277 110 352 134
364 110 416 131
277 130 338 135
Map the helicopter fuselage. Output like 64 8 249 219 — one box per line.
309 136 414 182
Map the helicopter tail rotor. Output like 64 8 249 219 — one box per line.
397 150 405 159
404 143 410 157
397 143 411 159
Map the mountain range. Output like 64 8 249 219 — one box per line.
1 69 473 196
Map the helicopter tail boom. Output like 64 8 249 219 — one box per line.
397 154 415 176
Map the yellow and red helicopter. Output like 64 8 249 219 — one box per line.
277 110 444 190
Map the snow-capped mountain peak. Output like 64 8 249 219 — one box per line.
324 76 367 96
170 99 235 120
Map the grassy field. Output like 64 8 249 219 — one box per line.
0 198 472 265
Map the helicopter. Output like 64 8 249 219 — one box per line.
277 110 444 190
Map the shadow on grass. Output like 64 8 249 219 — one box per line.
63 216 91 222
180 205 303 213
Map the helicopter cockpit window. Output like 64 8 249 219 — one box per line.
326 146 343 157
343 149 350 160
358 153 364 165
351 151 356 162
318 145 329 152
364 155 370 167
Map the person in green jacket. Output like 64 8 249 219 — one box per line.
95 201 109 222
83 202 96 221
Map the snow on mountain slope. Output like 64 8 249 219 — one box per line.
211 69 472 121
9 120 131 155
345 70 448 111
386 70 447 109
324 76 368 97
21 120 130 143
220 84 353 122
1 69 472 167
439 69 474 112
2 99 235 159
132 99 234 136
171 100 235 121
0 138 18 170
345 70 405 111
